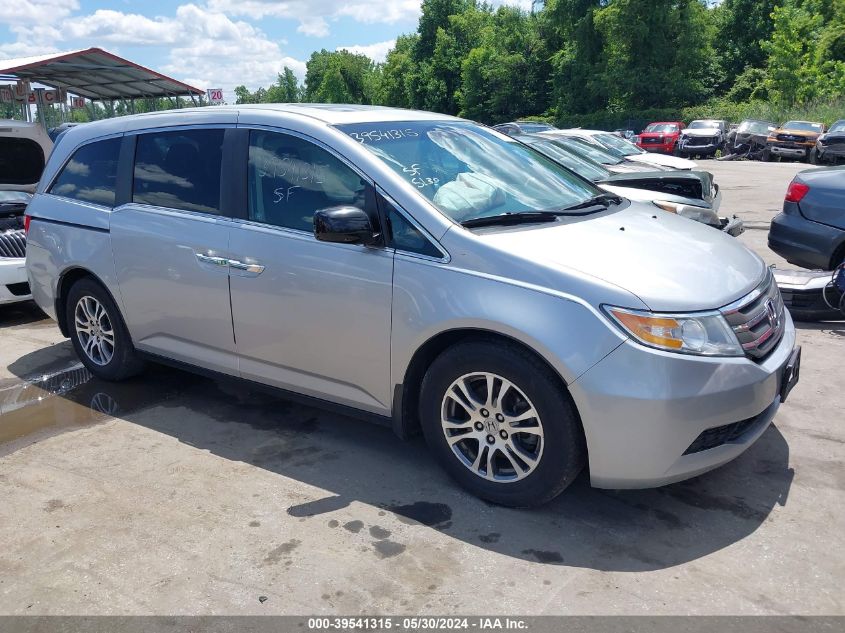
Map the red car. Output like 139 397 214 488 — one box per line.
636 121 685 154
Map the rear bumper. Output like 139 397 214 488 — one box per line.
569 315 796 489
0 258 31 305
769 211 844 270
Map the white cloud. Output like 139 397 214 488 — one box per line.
297 16 329 38
336 39 396 64
0 2 307 96
0 0 78 26
208 0 421 38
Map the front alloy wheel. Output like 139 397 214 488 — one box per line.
74 296 115 366
441 372 544 482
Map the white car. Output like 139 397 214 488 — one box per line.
0 120 49 306
0 191 31 305
560 128 698 170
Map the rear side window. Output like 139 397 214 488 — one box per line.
0 137 45 185
49 138 120 206
248 130 370 232
133 129 224 214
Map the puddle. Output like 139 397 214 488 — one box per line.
0 362 198 452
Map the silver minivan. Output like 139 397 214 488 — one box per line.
25 105 800 507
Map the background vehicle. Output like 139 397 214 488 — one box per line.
676 120 729 158
492 121 556 135
636 122 684 155
561 128 697 170
533 132 671 174
0 120 53 193
27 105 796 507
0 190 32 305
812 119 845 164
769 166 845 270
47 122 81 143
764 121 824 162
723 119 776 158
518 134 741 235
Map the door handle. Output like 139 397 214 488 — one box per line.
228 259 265 274
196 253 229 267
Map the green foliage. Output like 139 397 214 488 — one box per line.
233 0 844 129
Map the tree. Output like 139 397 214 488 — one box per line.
265 67 303 103
715 0 783 85
379 34 418 107
305 50 379 104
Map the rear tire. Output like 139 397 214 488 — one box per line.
419 340 586 507
66 278 145 381
809 148 819 164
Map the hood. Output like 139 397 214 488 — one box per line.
639 131 677 138
599 170 713 203
476 202 764 312
773 127 821 140
683 128 720 137
610 161 671 174
629 152 697 170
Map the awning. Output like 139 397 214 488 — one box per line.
0 47 204 100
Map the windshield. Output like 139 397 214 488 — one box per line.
783 121 823 132
644 124 678 133
688 121 719 130
592 133 644 156
518 122 554 132
524 139 611 182
829 120 845 133
738 120 773 135
339 121 600 223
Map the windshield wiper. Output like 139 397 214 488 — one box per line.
461 211 560 228
560 192 622 212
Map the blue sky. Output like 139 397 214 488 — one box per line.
0 0 530 100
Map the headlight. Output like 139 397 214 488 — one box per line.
652 201 719 225
604 306 743 356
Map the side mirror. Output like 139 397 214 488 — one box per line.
314 206 378 245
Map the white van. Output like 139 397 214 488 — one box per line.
0 120 51 305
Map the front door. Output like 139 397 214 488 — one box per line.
110 127 236 374
228 128 394 414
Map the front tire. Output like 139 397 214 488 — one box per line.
66 278 145 381
419 340 586 507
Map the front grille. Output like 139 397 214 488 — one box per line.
686 136 716 146
721 271 786 361
641 137 662 145
781 286 843 311
777 133 806 142
683 414 762 455
821 137 845 146
0 230 26 258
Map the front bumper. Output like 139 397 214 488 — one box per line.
769 143 811 158
818 143 845 158
678 140 719 155
569 313 796 489
0 258 31 305
639 142 674 154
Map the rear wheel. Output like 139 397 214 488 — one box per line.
66 278 145 381
809 147 819 164
419 340 586 507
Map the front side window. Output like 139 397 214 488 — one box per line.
248 130 370 232
339 121 599 224
49 137 121 206
133 129 224 213
382 196 442 258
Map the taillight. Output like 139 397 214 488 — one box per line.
785 181 810 203
24 214 31 234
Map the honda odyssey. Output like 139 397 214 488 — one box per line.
25 105 800 506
